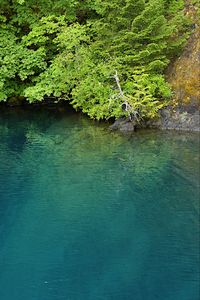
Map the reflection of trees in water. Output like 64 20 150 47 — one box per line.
0 108 57 153
0 110 198 189
0 109 198 203
22 117 200 197
0 108 67 244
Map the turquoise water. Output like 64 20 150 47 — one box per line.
0 107 199 300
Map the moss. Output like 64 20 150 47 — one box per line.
167 24 200 107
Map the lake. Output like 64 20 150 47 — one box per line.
0 107 199 300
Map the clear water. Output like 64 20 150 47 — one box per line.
0 108 199 300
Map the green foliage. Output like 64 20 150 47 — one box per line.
0 26 47 100
123 69 171 119
0 0 192 120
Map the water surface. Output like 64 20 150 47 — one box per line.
0 108 199 300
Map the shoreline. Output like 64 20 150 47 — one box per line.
0 101 199 133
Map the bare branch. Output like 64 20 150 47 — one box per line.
114 70 130 112
113 70 140 122
114 70 125 101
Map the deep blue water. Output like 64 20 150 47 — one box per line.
0 108 199 300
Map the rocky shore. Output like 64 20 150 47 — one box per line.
109 106 200 133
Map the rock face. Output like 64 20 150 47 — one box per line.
109 117 135 133
158 107 200 131
147 106 200 132
164 2 200 131
166 4 200 108
159 107 200 131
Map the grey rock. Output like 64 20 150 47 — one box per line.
160 108 200 131
109 117 135 133
110 107 199 133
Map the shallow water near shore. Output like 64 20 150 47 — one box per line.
0 108 199 300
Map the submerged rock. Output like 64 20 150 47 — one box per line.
109 117 135 133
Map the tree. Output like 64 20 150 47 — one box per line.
0 0 191 120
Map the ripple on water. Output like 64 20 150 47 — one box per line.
0 108 199 300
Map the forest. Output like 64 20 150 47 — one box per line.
0 0 197 120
